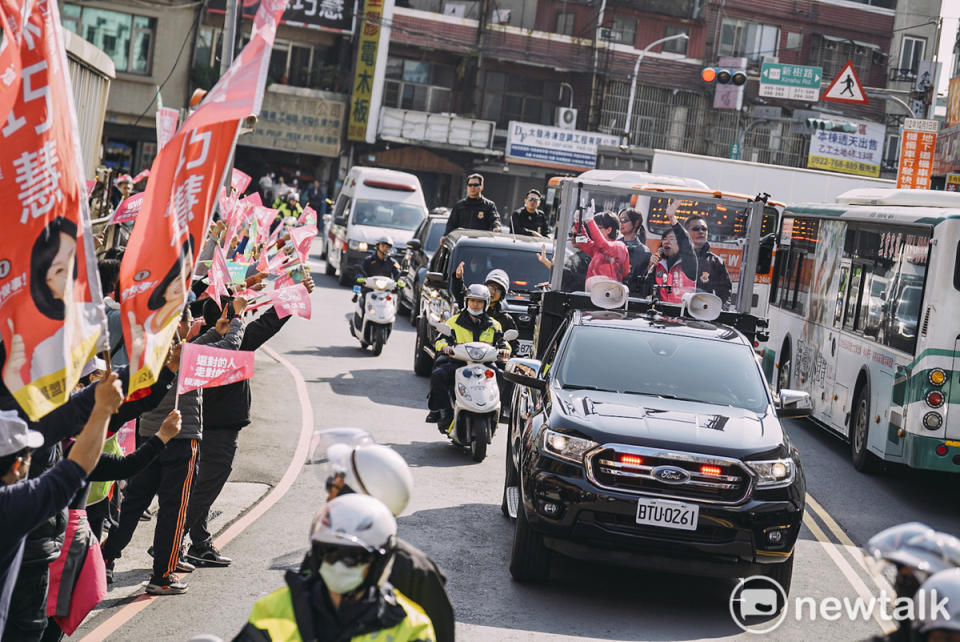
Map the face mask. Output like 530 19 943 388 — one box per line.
466 304 484 317
319 560 367 594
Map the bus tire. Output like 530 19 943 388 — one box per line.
850 382 881 473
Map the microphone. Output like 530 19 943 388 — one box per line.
648 247 664 275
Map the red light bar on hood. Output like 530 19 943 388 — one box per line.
363 179 416 192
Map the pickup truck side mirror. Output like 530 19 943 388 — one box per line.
406 238 422 252
334 216 346 226
504 358 547 392
776 389 812 418
426 271 446 287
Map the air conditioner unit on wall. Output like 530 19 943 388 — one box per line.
556 107 578 130
443 3 466 17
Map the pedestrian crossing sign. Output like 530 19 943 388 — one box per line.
821 60 869 105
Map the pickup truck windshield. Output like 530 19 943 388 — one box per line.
556 325 769 413
452 246 551 293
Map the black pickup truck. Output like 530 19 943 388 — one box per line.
503 292 809 593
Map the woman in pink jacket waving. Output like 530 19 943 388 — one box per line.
573 211 630 286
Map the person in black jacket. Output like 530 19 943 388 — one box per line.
444 173 501 235
183 277 314 568
684 216 732 306
510 190 548 236
0 374 123 636
618 208 651 296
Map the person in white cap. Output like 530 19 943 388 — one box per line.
322 441 454 642
0 373 124 632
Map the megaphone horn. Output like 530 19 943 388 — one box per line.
681 291 722 321
587 277 628 310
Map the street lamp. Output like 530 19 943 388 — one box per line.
621 33 690 145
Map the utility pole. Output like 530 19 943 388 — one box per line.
220 0 239 76
473 0 489 119
587 0 607 130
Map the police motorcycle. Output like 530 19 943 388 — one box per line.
431 318 518 462
864 522 960 641
351 275 404 356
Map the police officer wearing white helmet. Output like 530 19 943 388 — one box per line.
238 494 435 641
451 265 518 355
321 441 455 642
911 568 960 641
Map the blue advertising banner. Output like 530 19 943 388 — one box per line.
505 121 620 170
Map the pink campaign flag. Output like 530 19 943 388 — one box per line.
268 285 312 319
108 193 144 225
205 245 231 306
131 169 151 184
155 107 179 151
231 168 252 194
177 343 255 394
255 206 278 244
298 205 317 226
85 180 96 197
289 224 318 263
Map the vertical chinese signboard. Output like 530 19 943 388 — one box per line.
347 0 393 143
897 118 939 190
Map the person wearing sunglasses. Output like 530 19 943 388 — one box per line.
683 216 731 305
238 494 435 642
444 173 501 236
322 442 454 642
617 208 651 296
510 189 548 236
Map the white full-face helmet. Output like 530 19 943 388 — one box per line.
326 443 414 517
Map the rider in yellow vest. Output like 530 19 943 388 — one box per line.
271 191 304 234
235 494 435 642
426 284 510 430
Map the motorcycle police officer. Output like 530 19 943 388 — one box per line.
237 494 435 641
271 191 304 233
426 284 510 430
353 237 402 329
322 441 455 642
452 264 518 355
444 174 501 235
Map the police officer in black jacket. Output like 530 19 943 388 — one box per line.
360 237 401 281
684 216 732 305
444 173 501 235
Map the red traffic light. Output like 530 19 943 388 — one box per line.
701 67 717 83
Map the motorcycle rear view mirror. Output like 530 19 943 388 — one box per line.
503 329 519 342
426 271 446 286
431 319 453 336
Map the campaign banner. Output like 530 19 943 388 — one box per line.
268 284 311 319
206 0 354 35
156 107 179 151
0 0 26 130
119 0 288 394
177 343 255 394
0 0 107 419
108 193 144 225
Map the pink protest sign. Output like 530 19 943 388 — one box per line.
268 285 311 319
177 343 255 394
108 193 144 225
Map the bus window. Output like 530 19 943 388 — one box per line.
843 264 865 332
833 266 849 327
872 231 930 354
954 240 960 291
773 217 819 317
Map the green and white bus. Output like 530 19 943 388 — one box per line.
763 189 960 473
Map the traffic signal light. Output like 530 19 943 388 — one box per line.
702 67 747 85
806 118 858 133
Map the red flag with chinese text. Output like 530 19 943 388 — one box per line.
119 0 288 394
0 0 107 419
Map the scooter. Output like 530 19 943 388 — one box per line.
433 321 518 462
351 276 403 356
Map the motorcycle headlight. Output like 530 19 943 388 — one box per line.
465 345 487 361
541 428 597 465
349 240 368 251
745 458 795 488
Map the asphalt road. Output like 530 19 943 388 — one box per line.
74 244 954 641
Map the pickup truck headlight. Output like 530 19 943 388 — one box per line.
348 240 368 251
745 458 795 488
541 428 597 465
